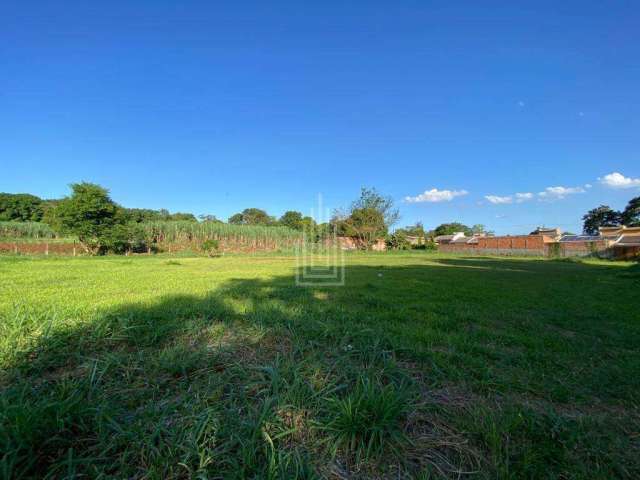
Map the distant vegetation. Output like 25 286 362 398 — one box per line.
582 197 640 234
0 221 57 239
0 184 407 254
0 185 310 254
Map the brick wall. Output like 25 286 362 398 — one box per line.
438 236 622 258
555 240 609 257
476 235 547 256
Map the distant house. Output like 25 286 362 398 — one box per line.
559 234 602 243
450 235 473 245
435 224 639 259
531 227 562 240
598 226 624 240
611 226 640 259
434 232 466 245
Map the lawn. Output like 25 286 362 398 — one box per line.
0 252 638 479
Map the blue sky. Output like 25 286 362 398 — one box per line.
1 1 639 234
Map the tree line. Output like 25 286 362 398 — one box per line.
0 185 497 253
0 184 403 254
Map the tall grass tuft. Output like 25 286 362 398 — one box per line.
323 377 410 462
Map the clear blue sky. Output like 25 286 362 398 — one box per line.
2 1 639 234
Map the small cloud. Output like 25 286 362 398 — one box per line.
515 192 534 203
579 111 585 117
518 100 525 107
405 188 468 203
538 185 585 201
485 195 513 204
599 172 640 189
495 214 507 219
484 192 534 205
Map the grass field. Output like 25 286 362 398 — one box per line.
1 253 639 479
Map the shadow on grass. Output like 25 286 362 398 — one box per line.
1 260 639 479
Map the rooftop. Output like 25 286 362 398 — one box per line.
559 235 602 242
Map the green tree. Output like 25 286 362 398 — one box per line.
228 208 275 225
386 230 411 250
198 214 223 223
279 211 304 230
332 187 399 249
434 222 472 237
340 207 387 248
471 224 493 235
168 212 197 222
228 213 244 224
351 187 400 229
102 223 146 254
622 196 640 227
582 205 622 235
51 183 120 254
0 193 44 221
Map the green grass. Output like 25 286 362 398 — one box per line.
0 252 638 479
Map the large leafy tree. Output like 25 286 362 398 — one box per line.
582 205 622 235
351 187 400 229
198 214 223 223
51 183 120 254
228 208 275 225
395 222 425 238
434 222 472 237
279 211 304 230
0 193 44 221
332 187 399 248
622 196 640 227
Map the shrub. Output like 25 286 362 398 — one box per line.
424 238 437 250
386 232 411 250
102 223 147 254
201 239 220 257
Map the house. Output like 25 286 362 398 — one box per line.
598 226 623 240
405 235 423 246
434 232 466 245
450 235 473 245
531 227 562 240
558 234 609 257
612 226 640 259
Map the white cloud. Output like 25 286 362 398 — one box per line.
599 172 640 189
485 195 513 204
405 188 468 203
537 185 585 200
484 192 533 205
515 192 534 203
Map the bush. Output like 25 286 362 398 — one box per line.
424 238 437 250
102 223 147 254
386 232 411 250
201 239 220 257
